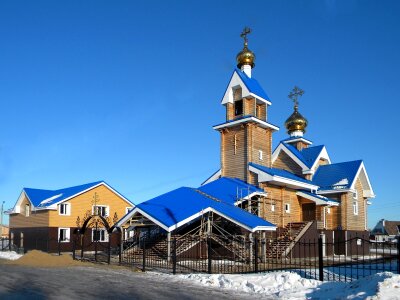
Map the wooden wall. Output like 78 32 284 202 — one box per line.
48 185 132 228
272 151 303 176
9 196 49 228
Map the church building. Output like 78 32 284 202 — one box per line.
204 28 375 237
118 28 375 255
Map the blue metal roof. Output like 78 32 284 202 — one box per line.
281 136 313 144
312 160 362 190
198 177 263 205
298 190 340 204
281 143 325 169
234 68 270 101
249 163 315 185
137 186 275 231
24 181 106 207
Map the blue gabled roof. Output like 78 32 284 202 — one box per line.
298 190 340 204
235 68 270 101
312 160 363 190
249 163 315 185
301 145 325 167
136 186 275 231
281 143 325 169
24 181 107 207
198 177 263 205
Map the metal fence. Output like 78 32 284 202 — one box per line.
115 234 400 282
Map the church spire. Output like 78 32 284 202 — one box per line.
285 86 308 137
236 27 255 77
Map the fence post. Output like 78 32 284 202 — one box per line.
80 235 84 261
254 237 259 273
397 236 400 274
318 235 324 281
95 239 98 262
58 238 61 255
9 232 13 251
72 236 76 260
142 238 146 272
119 238 122 265
107 237 111 265
20 232 24 251
207 236 212 274
172 237 177 275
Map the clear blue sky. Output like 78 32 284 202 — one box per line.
0 1 399 228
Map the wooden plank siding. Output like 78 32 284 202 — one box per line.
272 151 303 176
341 178 367 231
48 185 132 228
10 196 49 228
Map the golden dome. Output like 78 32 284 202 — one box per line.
236 44 255 69
285 106 308 134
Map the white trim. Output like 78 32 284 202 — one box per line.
58 227 70 243
91 228 109 242
317 189 351 194
201 169 222 186
117 206 276 233
249 165 319 190
248 93 272 106
271 143 309 171
353 200 359 215
349 162 375 198
59 203 71 216
92 205 109 217
285 203 290 213
296 191 339 206
283 137 313 145
234 191 268 205
309 146 332 171
213 116 279 131
221 71 272 106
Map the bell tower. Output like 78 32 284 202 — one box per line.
213 28 279 183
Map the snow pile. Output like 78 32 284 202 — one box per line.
0 251 23 260
177 271 400 299
374 272 400 299
179 272 320 298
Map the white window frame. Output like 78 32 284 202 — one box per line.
58 228 70 243
59 203 71 216
92 205 109 217
259 150 263 160
25 204 30 217
285 203 290 214
92 228 109 242
326 207 331 214
353 200 359 215
352 190 358 200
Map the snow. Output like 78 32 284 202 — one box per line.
0 251 22 260
158 271 400 299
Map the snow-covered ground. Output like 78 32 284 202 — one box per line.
0 251 22 260
150 271 400 299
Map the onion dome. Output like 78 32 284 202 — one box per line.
285 105 308 135
236 44 255 69
237 27 255 69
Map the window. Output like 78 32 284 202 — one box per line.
285 203 290 213
92 229 108 242
58 228 70 242
353 201 359 215
259 150 263 160
352 190 358 200
271 204 275 212
25 204 30 217
234 100 243 116
93 205 109 217
326 207 331 214
59 203 70 216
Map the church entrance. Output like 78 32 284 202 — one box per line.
302 203 316 222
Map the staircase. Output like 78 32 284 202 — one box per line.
266 222 311 258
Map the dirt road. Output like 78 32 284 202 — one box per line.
0 264 265 300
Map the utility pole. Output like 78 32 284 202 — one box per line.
0 201 4 237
